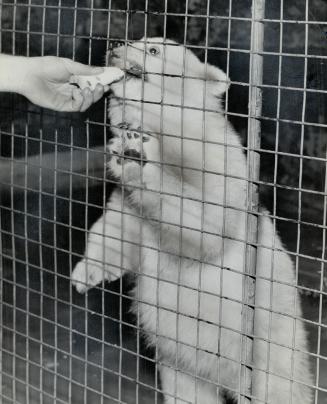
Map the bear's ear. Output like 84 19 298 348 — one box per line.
204 63 230 97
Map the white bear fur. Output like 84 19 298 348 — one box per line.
71 38 313 403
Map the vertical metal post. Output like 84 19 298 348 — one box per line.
240 0 265 402
0 6 2 395
0 3 4 399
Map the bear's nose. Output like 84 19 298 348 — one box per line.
108 40 125 50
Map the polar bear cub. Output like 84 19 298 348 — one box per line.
71 38 313 403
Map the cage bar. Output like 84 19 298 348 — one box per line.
1 0 327 403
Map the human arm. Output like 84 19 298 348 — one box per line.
0 54 121 112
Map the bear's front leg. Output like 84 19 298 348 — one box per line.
71 189 142 293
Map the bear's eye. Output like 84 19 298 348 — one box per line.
148 46 160 56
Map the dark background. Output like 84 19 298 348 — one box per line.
0 0 326 403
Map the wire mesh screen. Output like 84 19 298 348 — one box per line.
0 1 326 403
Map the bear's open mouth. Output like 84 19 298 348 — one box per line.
108 53 146 80
126 63 144 78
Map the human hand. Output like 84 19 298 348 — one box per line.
20 56 109 112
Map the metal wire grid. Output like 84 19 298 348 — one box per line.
0 0 326 403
